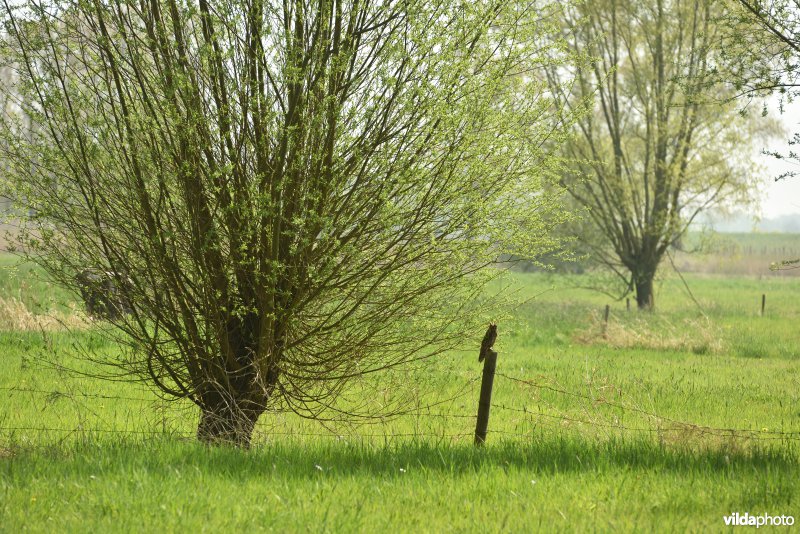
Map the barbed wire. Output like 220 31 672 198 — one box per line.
0 385 156 402
490 403 800 441
0 425 476 441
0 377 481 441
2 369 800 444
494 371 800 440
0 425 194 436
491 402 659 433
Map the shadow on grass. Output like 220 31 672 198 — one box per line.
1 434 797 481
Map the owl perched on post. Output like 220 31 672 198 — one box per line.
478 323 497 362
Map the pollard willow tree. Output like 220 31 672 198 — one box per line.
546 0 768 309
0 0 573 445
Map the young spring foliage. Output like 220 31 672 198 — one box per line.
546 0 772 309
0 0 575 445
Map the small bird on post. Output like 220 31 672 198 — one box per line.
478 323 497 363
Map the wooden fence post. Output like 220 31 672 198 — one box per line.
474 328 498 446
602 304 610 336
626 298 630 312
761 294 766 316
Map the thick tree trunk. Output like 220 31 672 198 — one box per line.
194 345 279 447
635 276 654 311
196 403 262 448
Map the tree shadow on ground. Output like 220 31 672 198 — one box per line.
1 433 797 481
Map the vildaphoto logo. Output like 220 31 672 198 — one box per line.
723 512 795 527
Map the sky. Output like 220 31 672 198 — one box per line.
753 98 800 217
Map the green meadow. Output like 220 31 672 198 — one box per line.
1 250 799 533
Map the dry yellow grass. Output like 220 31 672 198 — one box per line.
0 297 90 331
575 309 724 354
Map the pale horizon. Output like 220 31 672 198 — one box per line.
753 97 800 218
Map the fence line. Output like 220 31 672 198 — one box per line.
493 371 800 440
0 385 155 402
0 425 194 437
491 402 660 433
0 425 477 441
0 376 482 441
2 369 799 444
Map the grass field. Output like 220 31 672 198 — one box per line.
674 231 800 277
1 252 799 532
